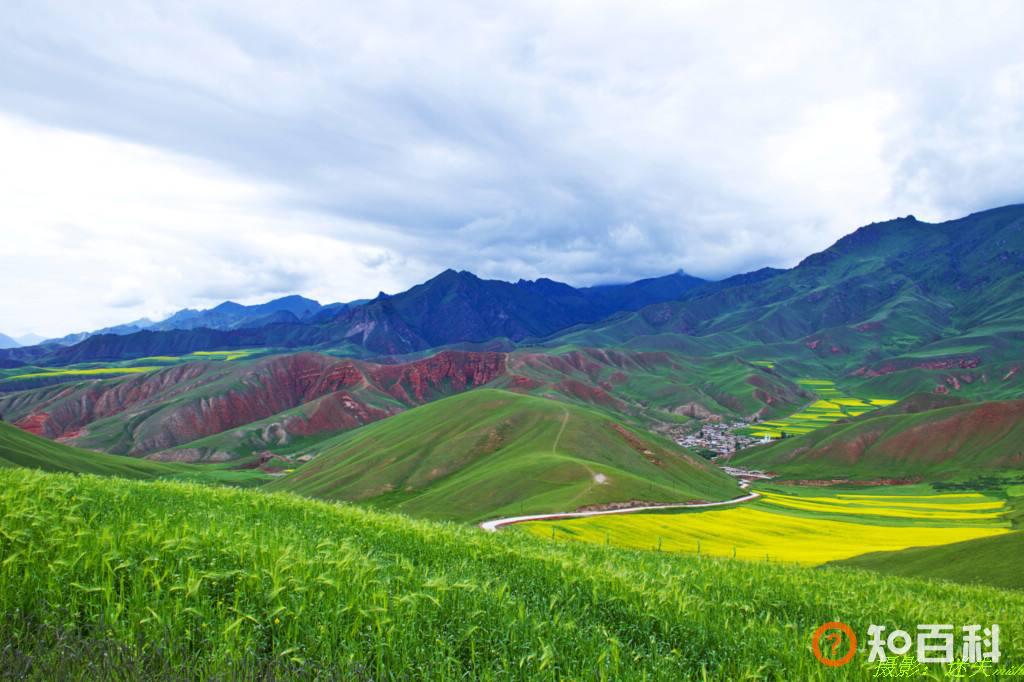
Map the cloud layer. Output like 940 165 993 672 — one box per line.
2 1 1023 336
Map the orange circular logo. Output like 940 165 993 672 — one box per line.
812 621 857 667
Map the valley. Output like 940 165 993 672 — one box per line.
1 205 1023 677
6 4 1024 677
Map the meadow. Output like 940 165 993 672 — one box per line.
268 389 739 522
0 468 1021 680
741 379 895 439
516 485 1013 565
0 422 271 487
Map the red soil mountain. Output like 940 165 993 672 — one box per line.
732 399 1024 478
1 347 802 460
2 351 505 456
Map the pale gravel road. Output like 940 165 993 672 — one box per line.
479 478 760 532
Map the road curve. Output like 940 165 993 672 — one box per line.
479 487 760 532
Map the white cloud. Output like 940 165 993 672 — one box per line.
0 1 1023 335
0 114 426 336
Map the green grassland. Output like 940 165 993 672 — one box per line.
0 421 184 479
1 468 1021 680
0 421 270 486
268 389 740 522
517 484 1012 566
3 366 165 380
830 531 1024 590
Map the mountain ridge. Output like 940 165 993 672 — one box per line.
2 270 708 364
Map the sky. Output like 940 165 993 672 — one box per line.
1 1 1023 338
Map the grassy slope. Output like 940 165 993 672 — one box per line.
544 207 1024 404
829 532 1024 590
1 468 1021 680
268 389 739 522
0 421 183 479
0 421 271 486
731 400 1024 480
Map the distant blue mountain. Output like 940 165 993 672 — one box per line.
148 295 327 332
6 270 707 362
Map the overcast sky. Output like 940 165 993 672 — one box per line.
2 1 1023 337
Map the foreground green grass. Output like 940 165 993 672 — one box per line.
0 469 1021 680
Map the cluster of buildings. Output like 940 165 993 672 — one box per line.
675 421 765 457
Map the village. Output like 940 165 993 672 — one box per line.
674 420 768 458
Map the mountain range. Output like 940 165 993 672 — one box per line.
30 295 359 347
0 204 1022 515
0 269 705 364
9 204 1024 372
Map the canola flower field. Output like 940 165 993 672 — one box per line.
517 487 1011 565
742 379 896 439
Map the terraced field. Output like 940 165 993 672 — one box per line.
3 365 164 381
516 485 1012 565
742 379 895 439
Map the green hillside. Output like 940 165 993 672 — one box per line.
0 421 272 487
268 388 740 521
1 468 1021 680
546 206 1024 404
731 399 1024 480
830 532 1024 591
0 421 182 479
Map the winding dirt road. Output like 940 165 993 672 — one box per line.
479 475 761 532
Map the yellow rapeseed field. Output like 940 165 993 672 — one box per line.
758 491 1006 519
519 491 1010 565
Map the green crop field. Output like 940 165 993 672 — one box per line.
268 389 740 522
4 366 164 380
516 485 1013 566
189 349 260 361
0 348 266 389
0 468 1021 680
739 379 895 439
